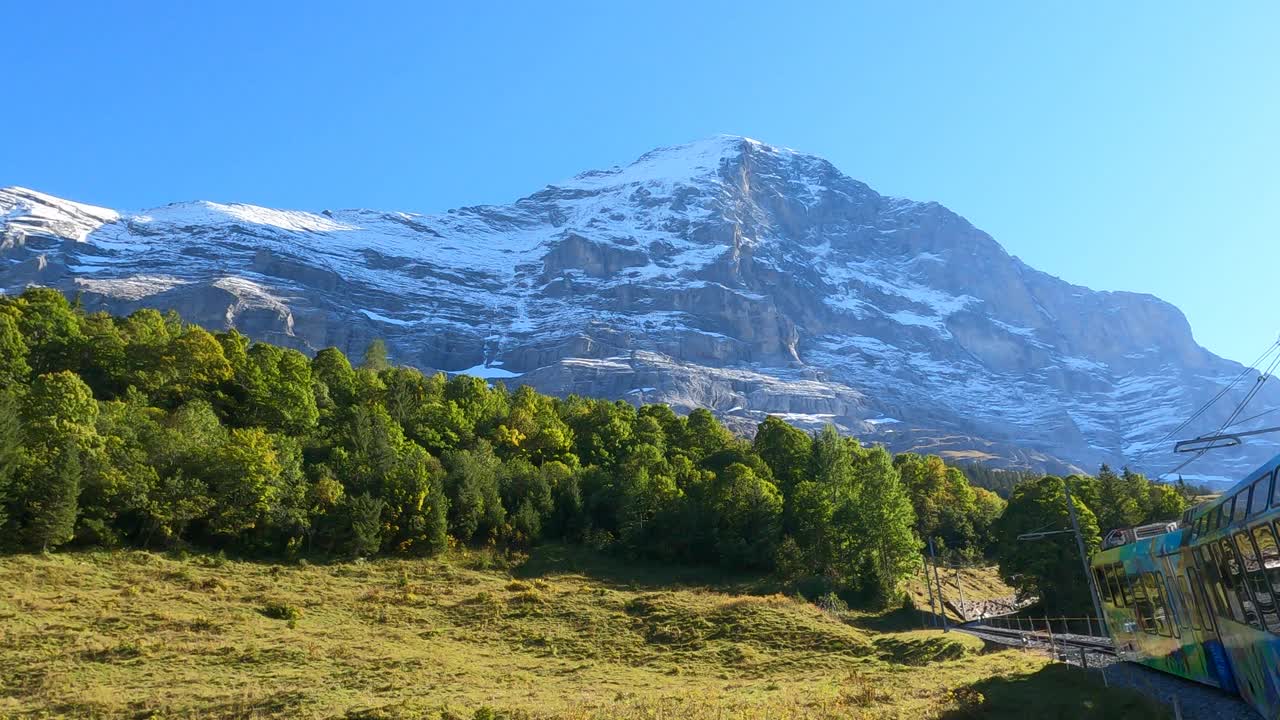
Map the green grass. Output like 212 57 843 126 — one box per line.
0 546 1167 719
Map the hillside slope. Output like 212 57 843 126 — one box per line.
0 548 1165 719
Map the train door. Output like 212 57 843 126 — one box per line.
1103 563 1139 656
1187 546 1239 694
1158 554 1192 638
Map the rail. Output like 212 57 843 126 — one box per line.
976 613 1108 639
961 619 1116 658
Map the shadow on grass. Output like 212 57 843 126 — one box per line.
512 543 777 594
843 605 944 633
940 663 1170 720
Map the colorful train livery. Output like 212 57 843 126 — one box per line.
1093 453 1280 718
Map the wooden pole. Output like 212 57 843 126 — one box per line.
929 537 948 632
1063 479 1108 635
923 551 938 627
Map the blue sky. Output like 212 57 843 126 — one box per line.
2 2 1276 364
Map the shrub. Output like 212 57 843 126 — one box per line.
583 528 615 552
261 601 302 622
508 590 544 606
817 591 849 614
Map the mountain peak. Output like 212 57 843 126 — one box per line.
553 135 817 194
1 140 1270 484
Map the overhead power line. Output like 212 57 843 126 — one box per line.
1150 335 1280 481
1131 338 1280 468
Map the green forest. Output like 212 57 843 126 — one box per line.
0 288 1200 610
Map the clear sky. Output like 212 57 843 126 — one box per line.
2 2 1276 364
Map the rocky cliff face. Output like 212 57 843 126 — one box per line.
2 136 1273 483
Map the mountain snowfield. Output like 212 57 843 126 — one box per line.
2 135 1275 483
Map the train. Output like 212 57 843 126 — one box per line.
1092 452 1280 718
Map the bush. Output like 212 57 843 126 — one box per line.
508 590 544 606
817 591 849 614
261 601 302 622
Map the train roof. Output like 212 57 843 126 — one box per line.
1186 451 1280 522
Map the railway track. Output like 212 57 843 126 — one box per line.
958 621 1117 656
961 622 1259 719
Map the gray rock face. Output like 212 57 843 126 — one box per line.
2 136 1274 484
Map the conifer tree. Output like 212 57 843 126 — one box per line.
347 493 386 557
851 446 919 604
361 339 391 372
27 439 81 552
0 391 20 531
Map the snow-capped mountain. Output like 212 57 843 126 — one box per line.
2 135 1274 482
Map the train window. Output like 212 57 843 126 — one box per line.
1188 567 1213 631
1131 573 1156 634
1255 523 1280 634
1118 566 1134 607
1094 568 1112 604
1216 538 1262 629
1160 560 1189 635
1151 573 1172 636
1199 545 1233 620
1178 575 1202 631
1234 531 1280 632
1251 472 1273 516
1237 492 1252 523
1113 564 1128 606
1146 572 1173 637
1197 516 1207 537
1272 469 1280 508
1204 543 1238 622
1166 573 1184 637
1106 565 1126 607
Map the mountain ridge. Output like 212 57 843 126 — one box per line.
2 136 1273 483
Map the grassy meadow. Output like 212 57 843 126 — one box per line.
0 546 1166 719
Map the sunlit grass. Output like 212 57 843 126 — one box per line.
0 547 1166 719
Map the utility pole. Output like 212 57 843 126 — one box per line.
923 550 938 627
929 537 949 631
1062 478 1107 635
